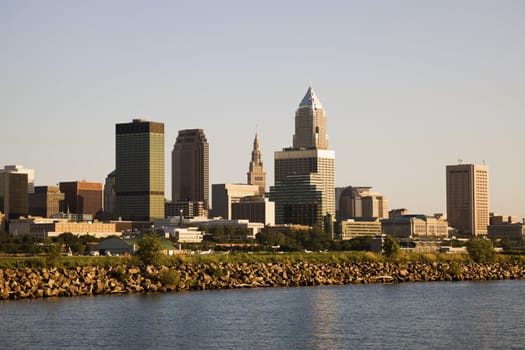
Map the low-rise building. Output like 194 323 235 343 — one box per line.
191 218 264 239
165 200 206 219
337 218 382 240
172 227 204 243
488 222 525 241
231 196 275 225
381 214 448 238
9 218 122 238
97 237 135 256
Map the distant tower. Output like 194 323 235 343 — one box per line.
115 119 165 221
3 165 35 194
171 129 209 209
270 86 335 228
247 133 266 195
293 86 328 150
446 163 489 236
104 170 117 216
0 171 28 220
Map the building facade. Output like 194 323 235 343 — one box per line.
3 165 35 194
29 185 64 218
269 174 326 227
9 218 122 238
103 170 116 216
270 87 335 228
338 186 388 220
0 171 28 221
115 119 165 221
211 184 259 220
165 200 206 219
337 218 382 240
171 129 209 209
487 222 525 241
446 163 489 236
59 181 103 217
231 195 275 226
381 214 449 238
247 133 266 195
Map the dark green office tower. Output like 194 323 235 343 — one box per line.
115 119 165 221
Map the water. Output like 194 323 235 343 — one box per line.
1 280 524 349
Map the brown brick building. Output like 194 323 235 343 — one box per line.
59 181 103 217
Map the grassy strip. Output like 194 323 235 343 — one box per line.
1 251 523 269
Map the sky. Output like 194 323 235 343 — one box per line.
1 0 524 218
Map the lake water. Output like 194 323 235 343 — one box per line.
1 280 524 349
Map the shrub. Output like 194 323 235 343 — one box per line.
159 269 180 287
383 235 401 259
467 238 496 263
45 243 62 267
136 234 163 266
448 262 463 277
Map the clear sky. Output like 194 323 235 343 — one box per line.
1 0 524 218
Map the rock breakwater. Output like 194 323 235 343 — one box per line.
1 261 524 300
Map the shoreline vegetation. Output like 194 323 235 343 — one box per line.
1 252 524 300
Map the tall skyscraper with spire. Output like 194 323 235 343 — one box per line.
172 129 209 210
247 133 266 195
293 87 328 150
270 87 335 229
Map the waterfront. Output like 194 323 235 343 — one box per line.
1 280 524 349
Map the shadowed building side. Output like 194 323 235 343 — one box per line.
172 129 209 210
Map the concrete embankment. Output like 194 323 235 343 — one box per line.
1 261 524 300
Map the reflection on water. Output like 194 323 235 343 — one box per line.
1 280 524 349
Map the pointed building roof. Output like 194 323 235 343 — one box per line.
299 86 323 110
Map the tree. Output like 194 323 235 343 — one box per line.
467 238 496 263
136 234 163 266
383 235 400 258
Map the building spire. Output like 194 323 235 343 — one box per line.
299 86 323 110
247 132 266 195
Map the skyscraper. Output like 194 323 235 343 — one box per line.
29 185 64 218
270 87 335 228
3 165 35 194
446 163 489 236
103 170 116 216
116 119 165 221
0 171 28 221
171 129 209 209
247 133 266 195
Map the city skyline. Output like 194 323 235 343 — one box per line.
2 1 524 218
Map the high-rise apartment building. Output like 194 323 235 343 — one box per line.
446 163 489 236
172 129 209 209
116 119 165 221
3 165 35 194
247 133 266 195
59 181 103 217
29 186 64 218
0 171 28 221
270 87 335 227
